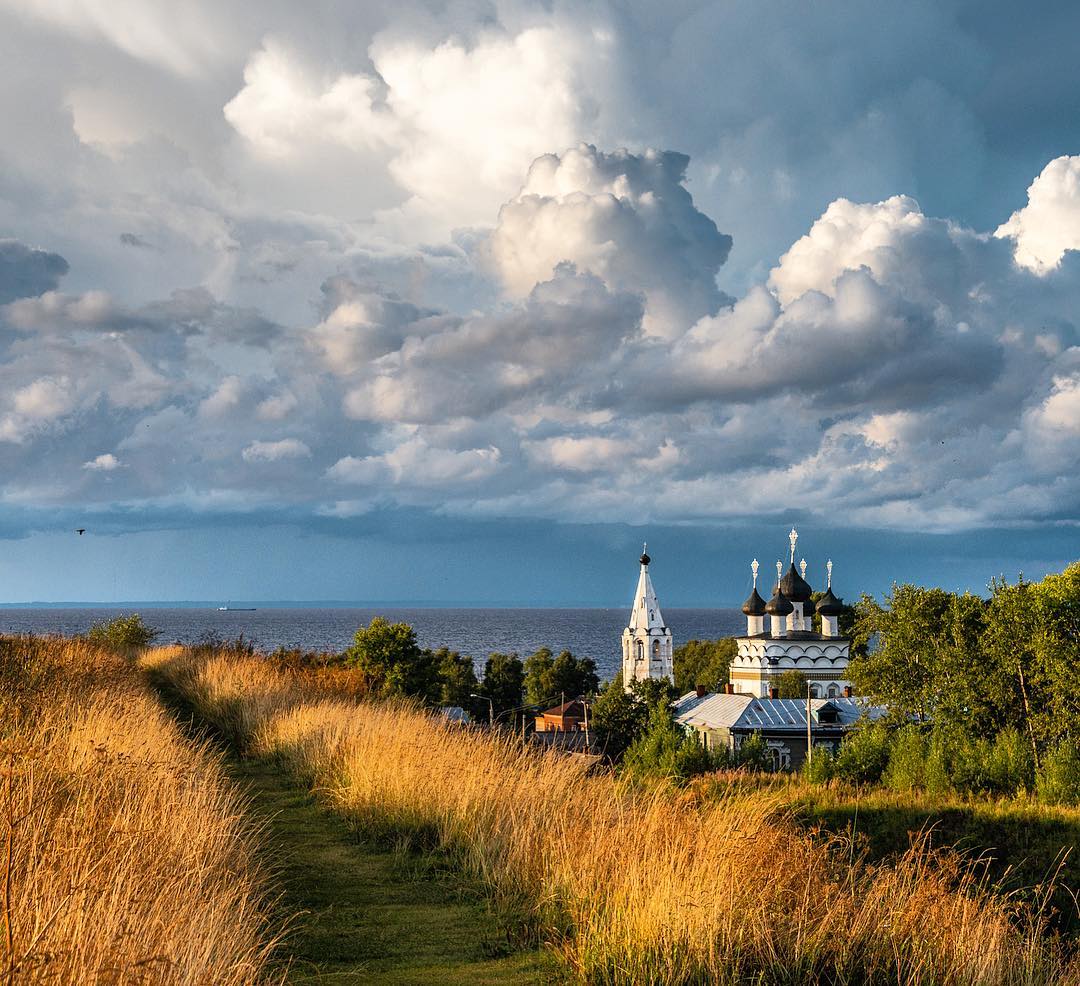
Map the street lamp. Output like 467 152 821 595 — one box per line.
469 693 494 725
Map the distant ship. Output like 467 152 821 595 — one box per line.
217 605 257 611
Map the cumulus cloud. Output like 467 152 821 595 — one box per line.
329 437 502 487
223 41 397 157
996 155 1080 273
1 131 1080 538
488 144 732 337
83 453 121 471
224 25 603 234
241 438 311 462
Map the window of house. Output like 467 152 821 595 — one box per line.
809 684 821 699
827 684 839 698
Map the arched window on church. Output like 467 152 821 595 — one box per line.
635 640 644 661
809 684 821 699
652 639 660 657
827 684 839 698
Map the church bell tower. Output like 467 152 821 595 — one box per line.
621 545 674 690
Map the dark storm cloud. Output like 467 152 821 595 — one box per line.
0 240 69 304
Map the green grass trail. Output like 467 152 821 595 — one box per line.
231 751 561 980
145 667 558 985
227 753 560 985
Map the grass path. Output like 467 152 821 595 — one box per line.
232 755 558 984
146 671 558 985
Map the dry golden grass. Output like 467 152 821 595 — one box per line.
148 645 1080 986
0 637 279 984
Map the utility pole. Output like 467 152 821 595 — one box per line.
581 696 590 749
806 682 813 768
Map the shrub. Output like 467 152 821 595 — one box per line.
947 734 996 795
883 724 927 791
86 613 159 652
923 731 953 795
802 745 835 783
735 731 769 772
1036 740 1080 806
623 703 717 782
987 727 1035 795
834 720 891 784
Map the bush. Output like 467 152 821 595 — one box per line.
802 745 835 784
883 724 927 791
987 728 1034 795
734 732 768 772
86 613 160 652
622 703 717 782
923 731 953 795
833 721 890 784
1036 741 1080 806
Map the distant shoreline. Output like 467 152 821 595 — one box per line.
0 602 743 610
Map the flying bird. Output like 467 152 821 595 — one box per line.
75 528 86 535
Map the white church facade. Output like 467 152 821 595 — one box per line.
621 546 673 688
731 528 852 698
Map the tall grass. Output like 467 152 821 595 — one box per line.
148 645 1080 986
0 637 279 984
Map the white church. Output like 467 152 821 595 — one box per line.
620 546 674 687
621 529 852 698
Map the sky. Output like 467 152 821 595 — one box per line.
1 0 1079 606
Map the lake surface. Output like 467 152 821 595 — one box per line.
0 606 743 680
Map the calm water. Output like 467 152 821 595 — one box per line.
0 606 743 680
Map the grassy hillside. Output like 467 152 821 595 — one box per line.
0 637 277 983
145 643 1080 986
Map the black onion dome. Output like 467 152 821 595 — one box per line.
816 588 844 615
765 588 793 616
779 563 813 602
640 551 651 566
741 588 767 616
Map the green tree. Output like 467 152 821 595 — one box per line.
622 702 713 782
672 638 735 693
629 676 678 709
591 674 679 761
342 617 436 700
522 647 599 706
432 648 478 707
849 585 1005 735
86 613 160 652
775 669 809 699
480 652 525 716
591 673 647 759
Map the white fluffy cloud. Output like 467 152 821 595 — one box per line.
2 132 1080 535
224 25 604 235
996 155 1080 274
488 144 732 337
83 452 120 471
224 41 396 158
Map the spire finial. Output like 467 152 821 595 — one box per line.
827 558 833 590
776 559 783 584
751 558 759 589
789 526 798 563
640 542 650 566
800 557 807 580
